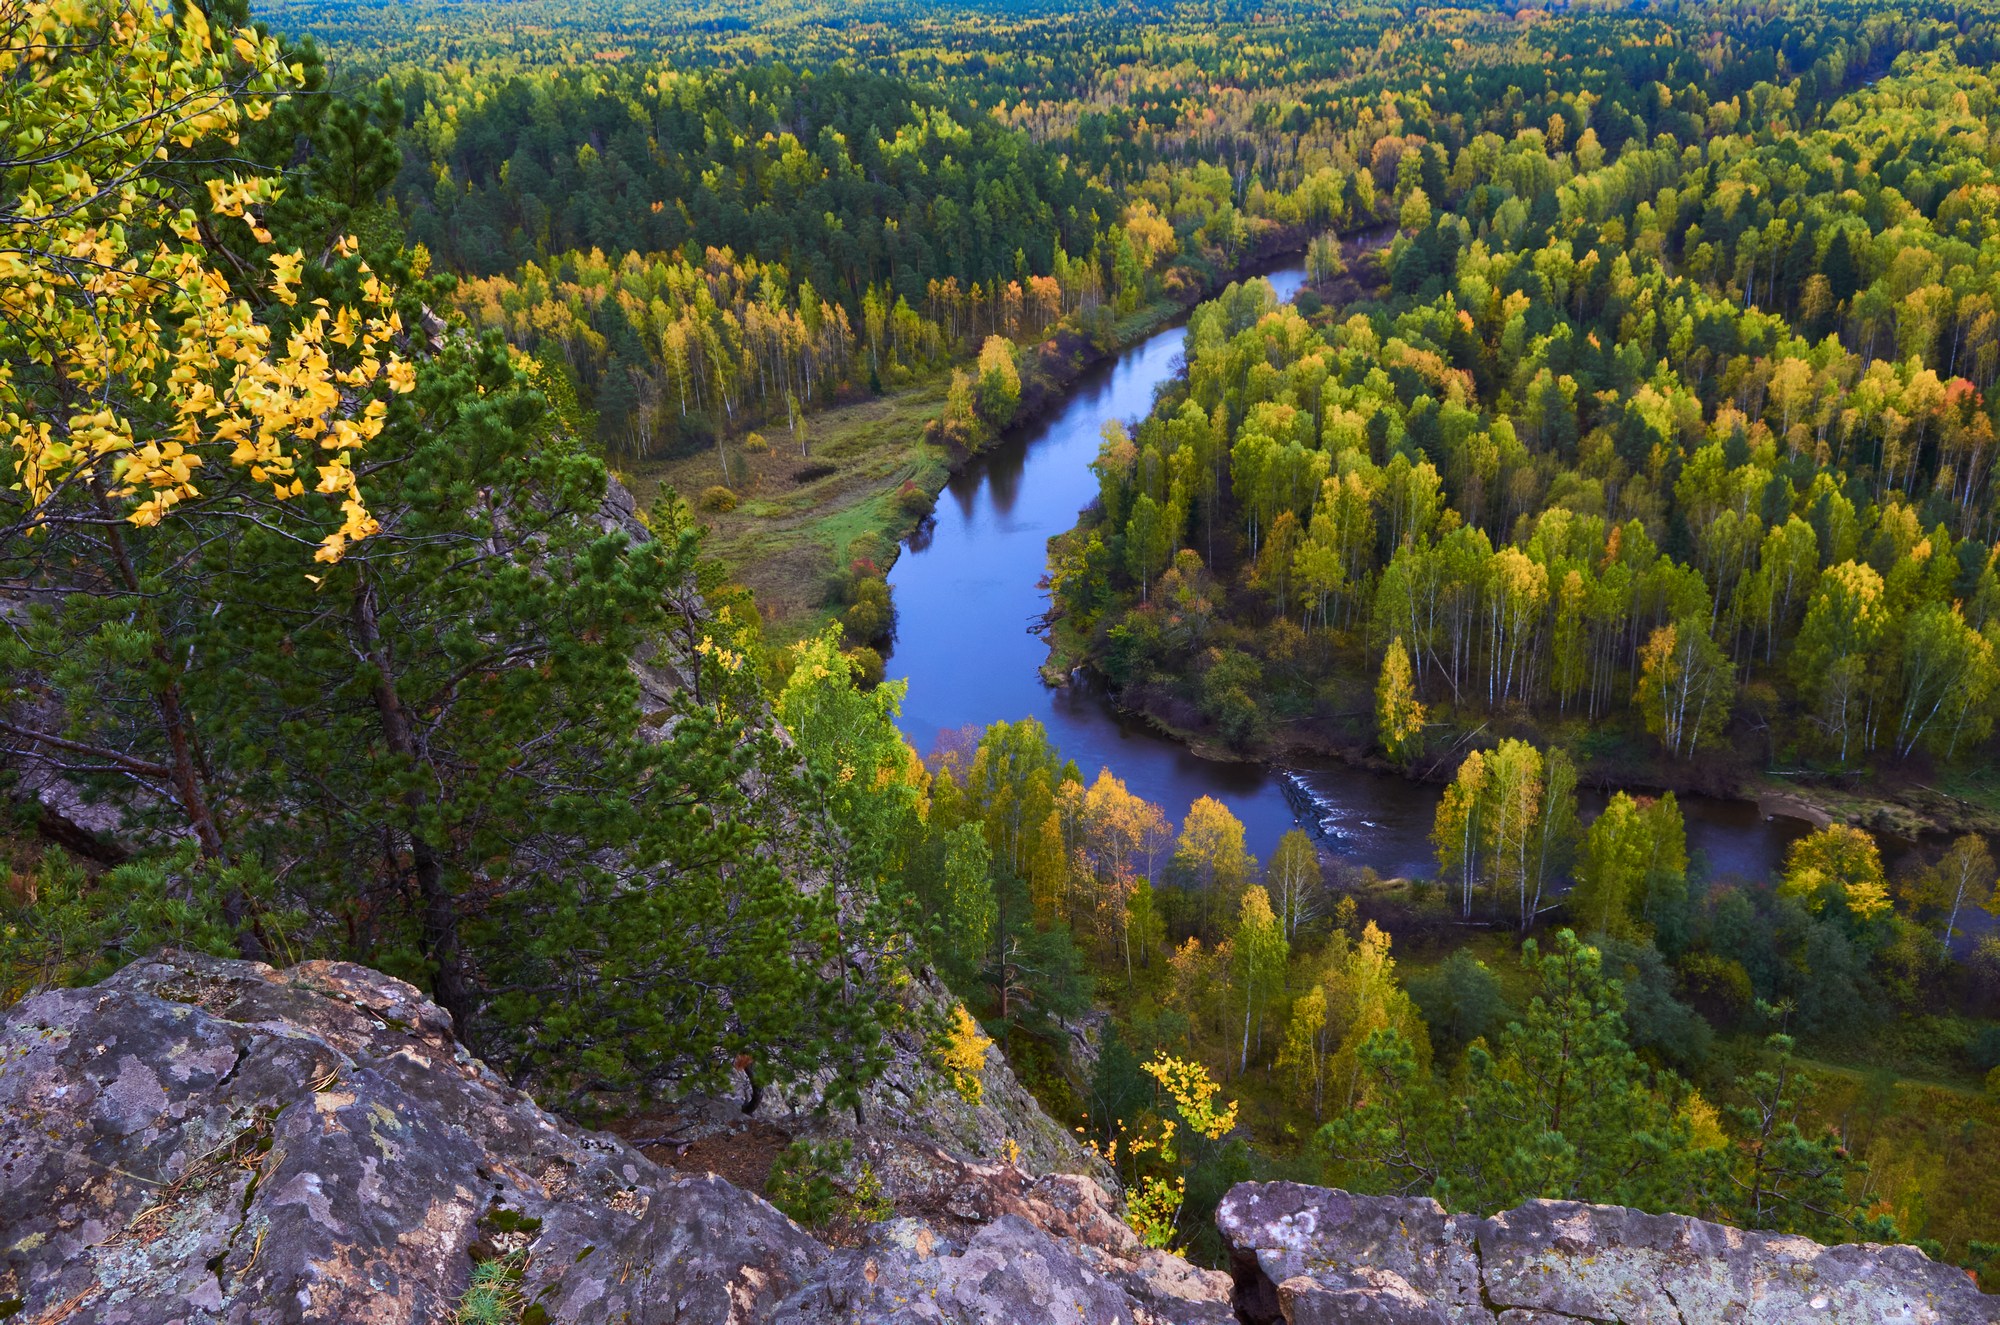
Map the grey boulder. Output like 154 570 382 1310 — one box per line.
1217 1180 1999 1325
0 951 1227 1324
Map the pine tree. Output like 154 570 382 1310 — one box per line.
1323 931 1702 1215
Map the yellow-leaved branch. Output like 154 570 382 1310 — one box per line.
0 0 414 563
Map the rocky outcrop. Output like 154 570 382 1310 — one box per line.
8 954 1990 1325
732 967 1112 1184
1217 1180 1999 1325
0 951 1228 1324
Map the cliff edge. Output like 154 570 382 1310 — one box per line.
1 952 1991 1324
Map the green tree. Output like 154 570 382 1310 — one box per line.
1636 620 1734 760
976 335 1022 426
1792 562 1888 762
1323 931 1702 1215
1306 232 1346 284
1721 1030 1895 1241
1126 493 1174 600
1126 877 1167 974
1779 824 1891 921
1405 949 1510 1058
780 629 923 893
1277 984 1331 1117
1570 793 1687 940
1899 833 1996 946
1894 603 1998 759
1232 885 1290 1073
1176 796 1256 938
929 823 999 987
1527 747 1580 928
1434 751 1489 918
1266 829 1320 943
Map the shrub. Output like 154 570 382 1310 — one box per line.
766 1139 892 1242
845 531 893 571
1970 1023 2000 1074
939 1004 993 1105
698 485 737 513
744 431 770 452
896 479 935 518
844 645 885 688
843 578 895 645
454 1253 526 1325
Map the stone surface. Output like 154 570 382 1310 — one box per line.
0 951 1224 1324
1218 1180 2000 1325
9 954 1989 1325
741 966 1114 1185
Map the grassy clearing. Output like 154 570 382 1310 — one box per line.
616 378 951 646
613 296 1197 648
1793 1048 1999 1259
605 234 1305 654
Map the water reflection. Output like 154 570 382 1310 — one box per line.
882 262 1845 891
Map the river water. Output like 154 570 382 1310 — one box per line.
884 263 1823 885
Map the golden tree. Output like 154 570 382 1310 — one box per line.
1 1 412 862
3 0 411 560
1375 635 1426 765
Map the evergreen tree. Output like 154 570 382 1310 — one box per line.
1721 1028 1894 1241
1324 931 1703 1214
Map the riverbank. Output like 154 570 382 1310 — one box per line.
617 225 1309 648
1107 676 2000 847
1033 235 2000 861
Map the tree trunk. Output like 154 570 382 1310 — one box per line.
352 576 475 1038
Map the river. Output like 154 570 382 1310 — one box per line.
884 261 1827 886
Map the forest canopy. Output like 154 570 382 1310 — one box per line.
7 0 2000 1294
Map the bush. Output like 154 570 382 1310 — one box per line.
668 410 718 459
2 846 261 1004
843 578 895 646
1406 949 1510 1057
1677 951 1755 1027
845 531 892 571
765 1139 891 1242
699 485 737 513
845 645 885 687
896 479 935 518
743 431 770 452
1968 1023 2000 1073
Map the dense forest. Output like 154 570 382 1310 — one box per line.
6 0 2000 1300
1057 48 2000 773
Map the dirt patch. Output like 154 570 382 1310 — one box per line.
1755 790 1834 828
603 1115 793 1197
663 1122 793 1195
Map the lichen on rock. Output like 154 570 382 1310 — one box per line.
0 951 1221 1324
1217 1180 2000 1325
